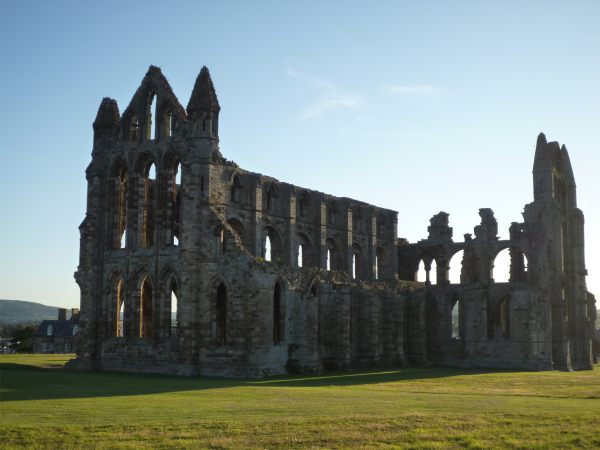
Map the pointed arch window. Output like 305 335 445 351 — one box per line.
328 203 336 225
111 164 128 250
326 238 337 271
169 160 181 246
352 244 363 280
141 161 156 248
169 278 178 336
147 94 157 140
262 227 282 262
116 278 125 337
416 260 426 282
264 235 272 261
139 277 153 338
430 259 438 284
451 299 462 340
130 116 139 141
162 109 174 138
231 175 242 204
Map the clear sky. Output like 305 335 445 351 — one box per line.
1 0 599 308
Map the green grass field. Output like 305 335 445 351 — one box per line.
1 355 599 449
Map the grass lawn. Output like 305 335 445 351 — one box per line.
1 355 599 449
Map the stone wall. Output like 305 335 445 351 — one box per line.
71 66 595 377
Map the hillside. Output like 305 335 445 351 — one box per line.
0 299 60 325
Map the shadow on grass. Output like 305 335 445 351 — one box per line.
0 361 505 402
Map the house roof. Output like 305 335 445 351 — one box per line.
34 319 79 337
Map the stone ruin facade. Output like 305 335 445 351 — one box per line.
72 66 596 377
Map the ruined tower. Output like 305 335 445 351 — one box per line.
73 66 594 377
522 133 592 370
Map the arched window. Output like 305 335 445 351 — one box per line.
264 235 272 261
273 282 283 344
298 192 309 219
448 250 464 284
139 276 153 338
116 278 125 337
147 94 157 140
492 248 511 283
111 163 128 250
265 184 277 212
172 161 181 246
296 233 311 268
141 161 156 248
430 259 438 285
352 244 362 280
451 299 461 339
327 203 336 225
416 260 426 282
326 238 337 271
169 278 178 336
263 227 281 262
130 116 139 141
162 110 174 138
231 175 242 203
216 283 227 345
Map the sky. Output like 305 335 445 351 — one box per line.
0 1 599 308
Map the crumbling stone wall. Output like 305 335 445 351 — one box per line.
72 66 594 377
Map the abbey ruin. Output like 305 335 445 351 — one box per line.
72 66 596 377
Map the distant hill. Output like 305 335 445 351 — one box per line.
0 299 60 325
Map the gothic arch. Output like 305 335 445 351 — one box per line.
230 172 243 204
210 275 232 346
297 190 310 219
325 237 340 271
448 249 465 284
352 243 364 280
134 152 158 176
159 267 181 338
138 274 154 339
296 231 313 267
263 224 283 262
107 158 129 249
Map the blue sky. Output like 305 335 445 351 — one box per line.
1 0 599 307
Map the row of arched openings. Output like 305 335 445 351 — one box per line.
113 275 178 339
113 276 284 346
449 296 510 343
111 156 181 250
257 229 384 280
416 248 528 285
128 93 176 142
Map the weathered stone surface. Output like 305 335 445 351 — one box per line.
72 67 595 377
